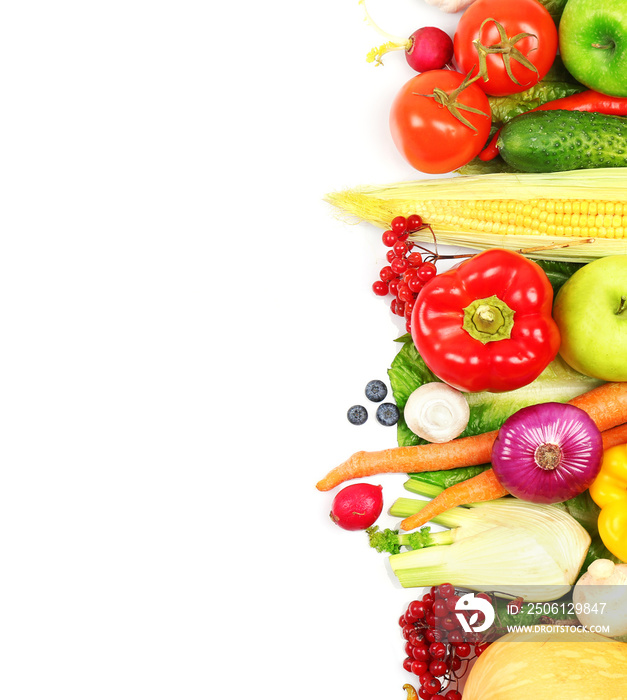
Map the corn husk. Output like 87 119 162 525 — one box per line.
326 168 627 262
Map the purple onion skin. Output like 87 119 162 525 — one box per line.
491 402 604 504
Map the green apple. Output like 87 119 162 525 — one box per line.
553 255 627 380
559 0 627 97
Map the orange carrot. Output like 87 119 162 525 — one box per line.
569 382 627 432
400 469 508 531
316 382 627 492
602 423 627 450
316 430 498 491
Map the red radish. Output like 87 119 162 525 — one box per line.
361 0 453 72
404 27 454 73
329 483 383 530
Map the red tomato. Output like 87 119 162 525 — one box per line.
453 0 558 97
389 70 491 174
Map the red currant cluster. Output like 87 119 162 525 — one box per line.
371 215 438 333
399 584 492 699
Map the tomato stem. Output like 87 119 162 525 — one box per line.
472 18 539 87
413 69 489 132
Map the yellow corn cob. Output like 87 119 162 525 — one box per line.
325 168 627 262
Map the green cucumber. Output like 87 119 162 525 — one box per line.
496 110 627 173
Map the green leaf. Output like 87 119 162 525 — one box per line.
487 81 586 127
534 259 584 296
409 465 490 491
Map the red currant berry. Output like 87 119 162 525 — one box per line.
445 595 460 612
382 230 398 247
433 600 448 617
391 216 407 234
408 601 426 620
450 656 462 671
429 660 447 677
422 593 434 606
393 240 408 257
448 630 463 645
379 265 394 282
372 280 388 296
403 266 417 281
438 584 455 599
391 257 409 275
386 249 396 263
405 318 412 333
403 656 414 673
389 277 400 297
445 691 462 700
429 642 447 659
418 688 432 700
417 262 437 283
423 677 441 695
408 276 423 294
404 299 415 319
412 644 430 661
407 214 423 231
425 613 436 628
418 672 434 687
403 624 417 641
408 251 423 267
398 284 414 303
455 643 471 658
441 616 458 631
399 615 407 627
411 660 428 676
431 696 446 700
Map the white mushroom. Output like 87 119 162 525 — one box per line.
403 382 470 443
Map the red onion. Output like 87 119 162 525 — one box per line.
491 402 603 504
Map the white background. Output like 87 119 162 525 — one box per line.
0 1 465 698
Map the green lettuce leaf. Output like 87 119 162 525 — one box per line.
409 465 490 491
534 259 584 296
535 0 569 22
488 80 585 127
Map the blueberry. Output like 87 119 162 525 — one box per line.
365 379 388 403
376 402 399 427
347 405 368 425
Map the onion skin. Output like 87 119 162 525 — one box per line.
491 402 603 504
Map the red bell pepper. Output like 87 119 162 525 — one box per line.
410 249 560 393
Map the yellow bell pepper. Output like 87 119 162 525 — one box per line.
589 444 627 562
